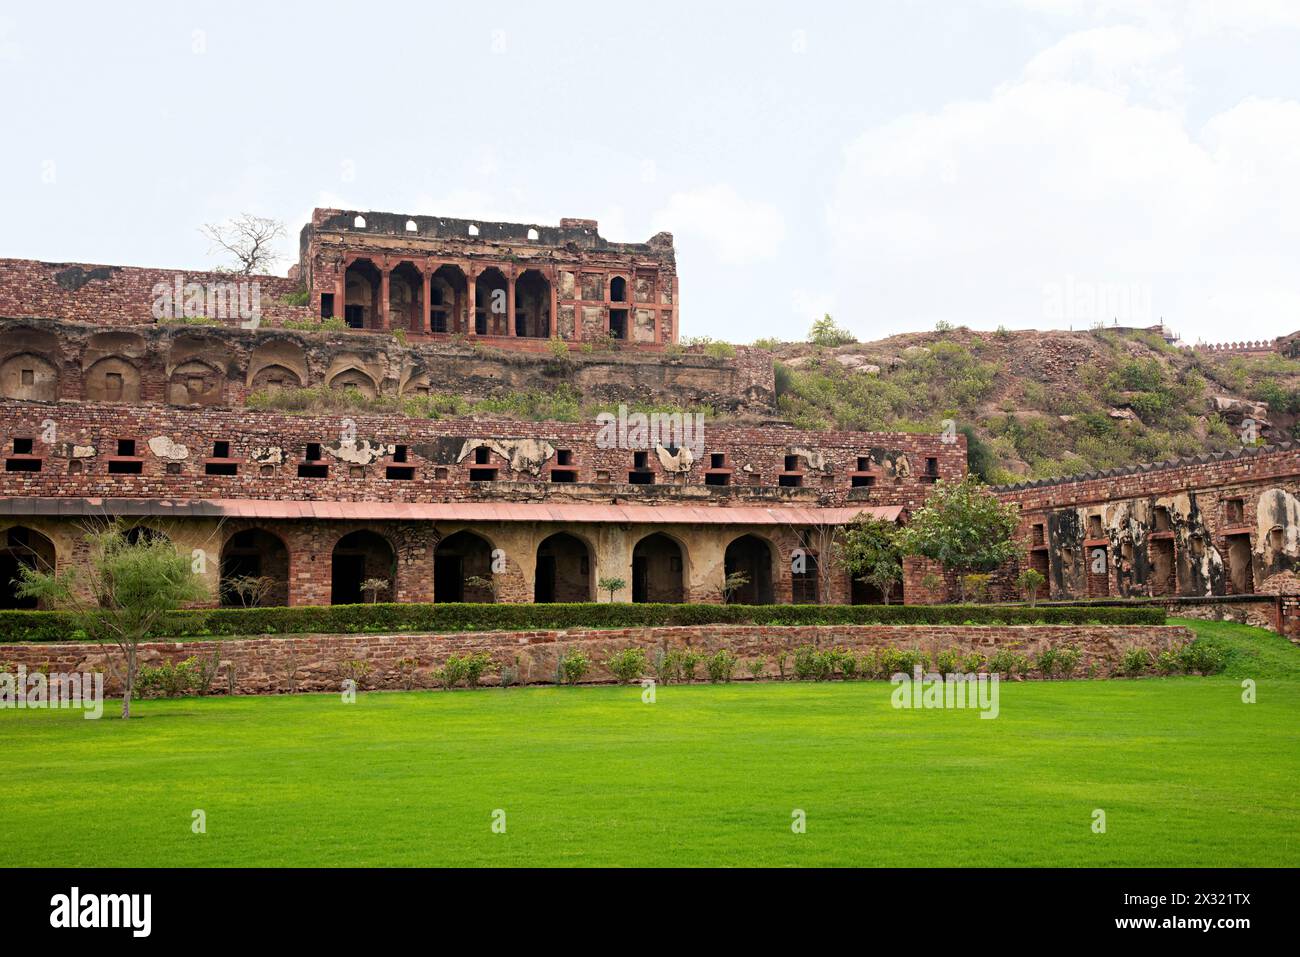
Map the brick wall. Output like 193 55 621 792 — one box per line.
0 259 307 327
0 623 1191 695
0 399 964 510
995 443 1300 601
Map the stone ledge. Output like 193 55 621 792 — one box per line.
0 623 1191 696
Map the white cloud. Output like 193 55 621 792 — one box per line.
825 24 1300 342
651 185 785 265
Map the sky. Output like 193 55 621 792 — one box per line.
1 0 1297 345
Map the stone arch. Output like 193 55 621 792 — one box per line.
435 530 497 603
123 525 170 546
535 532 594 603
724 533 776 604
250 363 304 392
331 530 396 605
632 531 686 603
166 358 225 406
514 269 552 338
0 526 56 609
83 356 141 402
389 262 423 333
0 352 59 401
398 366 433 396
220 528 290 607
248 339 309 391
475 267 509 336
344 259 381 329
610 275 628 303
325 364 379 398
430 265 467 333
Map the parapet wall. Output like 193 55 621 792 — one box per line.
0 258 307 327
0 623 1191 695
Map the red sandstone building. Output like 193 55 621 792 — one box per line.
0 209 956 609
2 209 1299 625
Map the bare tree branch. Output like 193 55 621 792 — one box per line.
200 213 286 275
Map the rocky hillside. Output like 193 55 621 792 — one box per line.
767 326 1300 484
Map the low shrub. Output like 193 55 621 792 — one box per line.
557 650 590 685
705 649 738 683
606 647 647 684
1121 647 1153 677
0 602 1166 644
1178 640 1228 676
680 650 704 682
1056 646 1082 678
136 658 199 698
1156 648 1182 675
793 645 834 681
932 648 963 676
652 647 682 684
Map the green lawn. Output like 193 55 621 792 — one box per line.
2 619 1296 867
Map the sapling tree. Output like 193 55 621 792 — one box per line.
898 475 1020 601
15 521 208 718
598 576 626 602
721 570 750 603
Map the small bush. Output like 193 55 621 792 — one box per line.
558 650 590 685
1034 647 1059 678
606 647 647 684
652 647 682 684
747 656 766 680
793 645 834 681
680 650 704 682
1121 647 1152 677
436 655 469 689
933 648 962 676
1178 640 1227 676
705 650 738 683
1056 646 1082 678
136 658 198 698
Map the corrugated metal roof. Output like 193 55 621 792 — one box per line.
0 497 901 525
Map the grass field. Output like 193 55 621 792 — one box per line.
2 619 1297 867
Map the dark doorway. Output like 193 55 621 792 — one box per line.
534 533 591 603
724 535 774 604
220 529 290 607
0 527 55 609
434 554 464 602
435 531 495 603
631 533 684 603
331 553 365 605
1226 534 1254 594
330 530 395 605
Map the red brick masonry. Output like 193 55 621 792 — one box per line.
0 624 1191 695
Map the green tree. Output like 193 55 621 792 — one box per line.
15 521 209 718
1017 568 1046 606
807 314 857 347
597 576 627 602
899 476 1020 601
835 514 903 604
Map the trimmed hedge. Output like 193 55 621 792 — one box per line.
0 602 1165 643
